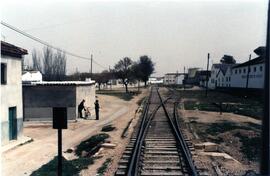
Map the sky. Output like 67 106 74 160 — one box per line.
1 0 269 76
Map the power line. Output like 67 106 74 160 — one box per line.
1 21 107 70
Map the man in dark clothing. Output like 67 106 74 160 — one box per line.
78 99 85 118
94 100 100 120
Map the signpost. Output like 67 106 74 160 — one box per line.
53 107 67 176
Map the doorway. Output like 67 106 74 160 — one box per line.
9 107 17 140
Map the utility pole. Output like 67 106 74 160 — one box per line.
245 54 252 89
183 66 186 90
205 53 210 97
90 54 93 77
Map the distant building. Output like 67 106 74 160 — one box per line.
197 70 211 87
148 77 164 84
185 68 200 85
208 63 235 89
164 73 185 85
1 41 28 145
22 70 42 83
23 81 96 121
231 47 265 89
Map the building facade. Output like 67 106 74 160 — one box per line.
231 54 265 89
164 73 185 85
208 64 235 89
1 41 28 145
23 81 96 121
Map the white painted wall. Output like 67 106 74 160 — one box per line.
1 56 23 144
231 64 264 89
208 65 219 89
22 71 42 82
164 74 176 85
175 75 184 85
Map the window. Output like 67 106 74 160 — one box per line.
239 69 242 74
1 63 7 84
254 66 256 72
235 70 237 74
260 66 263 72
243 68 246 73
229 77 231 81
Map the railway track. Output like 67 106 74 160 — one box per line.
115 87 205 176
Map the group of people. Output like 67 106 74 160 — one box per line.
78 99 100 120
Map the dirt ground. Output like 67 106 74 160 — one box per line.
80 89 148 176
2 88 148 176
179 108 261 175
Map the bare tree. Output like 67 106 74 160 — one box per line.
31 49 42 71
31 47 67 81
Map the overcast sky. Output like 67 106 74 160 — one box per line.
1 0 268 76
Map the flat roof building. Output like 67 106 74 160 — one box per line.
23 81 96 121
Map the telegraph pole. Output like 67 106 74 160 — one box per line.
90 54 93 77
205 53 210 97
245 54 252 89
183 66 186 90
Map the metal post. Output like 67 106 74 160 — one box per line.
58 129 62 176
90 54 93 77
183 66 186 90
205 53 210 97
246 54 251 89
260 1 269 174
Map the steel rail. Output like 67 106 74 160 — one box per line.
127 87 171 176
157 90 198 176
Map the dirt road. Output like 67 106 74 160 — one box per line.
2 90 147 176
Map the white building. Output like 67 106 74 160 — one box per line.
164 73 185 85
23 81 96 121
1 41 28 145
175 75 185 85
208 64 235 89
22 70 42 83
231 47 265 89
148 77 164 84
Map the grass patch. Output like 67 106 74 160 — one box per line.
234 132 261 161
97 158 112 176
204 121 252 136
178 90 263 119
101 125 116 132
30 156 94 176
96 90 139 101
75 133 109 157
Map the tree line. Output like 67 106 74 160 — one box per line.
28 47 155 93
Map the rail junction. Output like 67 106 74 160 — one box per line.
116 87 208 176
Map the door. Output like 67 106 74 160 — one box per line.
9 107 17 140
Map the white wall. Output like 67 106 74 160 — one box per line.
231 64 264 89
1 56 23 144
76 84 96 118
175 75 184 85
164 74 176 85
208 66 219 89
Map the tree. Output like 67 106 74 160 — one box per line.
137 55 155 87
131 62 143 91
220 55 236 64
93 70 111 90
114 57 133 93
31 47 67 81
32 49 42 71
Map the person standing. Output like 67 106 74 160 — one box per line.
94 100 100 120
78 99 85 118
